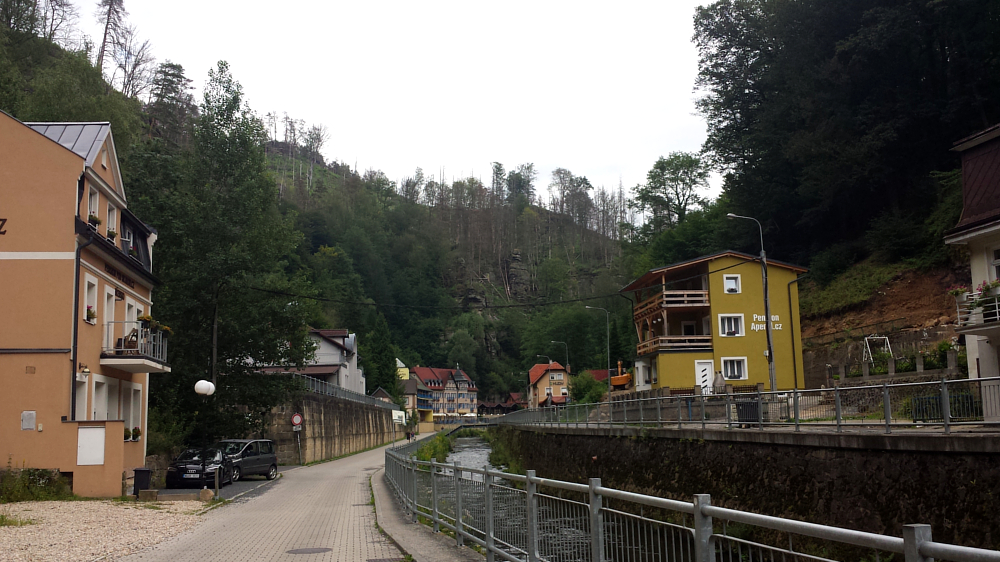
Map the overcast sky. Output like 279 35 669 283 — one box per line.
74 1 719 198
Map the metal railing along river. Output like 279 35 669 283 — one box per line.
288 373 399 410
498 377 1000 434
385 438 1000 562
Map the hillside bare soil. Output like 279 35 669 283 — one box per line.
801 268 966 339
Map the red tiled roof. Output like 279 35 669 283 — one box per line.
410 366 477 390
584 369 610 382
509 392 524 403
529 362 566 385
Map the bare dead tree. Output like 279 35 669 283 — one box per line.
94 0 126 74
40 0 77 45
111 24 154 99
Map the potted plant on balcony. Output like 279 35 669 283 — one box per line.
107 229 117 242
158 324 172 336
131 427 141 441
948 285 970 302
86 305 96 323
124 427 132 441
137 314 153 329
128 246 139 259
88 214 101 227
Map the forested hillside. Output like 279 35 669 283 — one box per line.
2 0 998 445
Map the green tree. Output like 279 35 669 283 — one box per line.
633 152 708 235
361 313 400 398
570 372 606 404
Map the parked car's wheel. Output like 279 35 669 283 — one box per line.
232 466 241 483
266 465 277 480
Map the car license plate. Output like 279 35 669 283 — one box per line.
183 474 199 479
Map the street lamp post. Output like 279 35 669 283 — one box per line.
727 213 776 392
550 341 569 372
585 306 611 401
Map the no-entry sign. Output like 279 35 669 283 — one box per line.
291 413 303 426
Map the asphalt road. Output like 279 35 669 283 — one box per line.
156 466 293 500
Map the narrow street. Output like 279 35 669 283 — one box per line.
119 443 403 562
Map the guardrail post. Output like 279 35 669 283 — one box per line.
835 387 842 433
693 494 713 562
589 478 605 562
677 396 683 429
794 389 800 432
657 396 662 427
639 398 644 428
431 461 439 532
725 389 732 430
699 387 706 430
411 458 419 523
941 378 951 434
526 470 540 562
757 388 764 430
485 466 496 562
454 461 464 546
623 399 628 426
903 524 933 562
883 383 892 434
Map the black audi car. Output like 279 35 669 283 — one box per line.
165 447 234 488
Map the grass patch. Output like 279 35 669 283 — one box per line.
0 459 73 503
0 512 35 526
800 259 910 317
414 434 454 462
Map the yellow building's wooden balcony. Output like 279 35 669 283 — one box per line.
634 290 709 320
637 335 713 355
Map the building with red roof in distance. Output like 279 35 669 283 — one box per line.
528 361 569 408
410 366 478 417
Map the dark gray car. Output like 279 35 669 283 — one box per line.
213 439 278 482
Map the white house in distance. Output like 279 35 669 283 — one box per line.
261 328 365 395
945 122 1000 421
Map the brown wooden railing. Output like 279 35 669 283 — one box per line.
634 290 709 319
637 335 712 355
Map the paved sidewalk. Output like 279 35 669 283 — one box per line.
118 444 403 562
372 467 484 562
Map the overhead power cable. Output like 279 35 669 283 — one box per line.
247 257 760 311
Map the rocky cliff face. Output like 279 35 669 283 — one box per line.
506 249 531 302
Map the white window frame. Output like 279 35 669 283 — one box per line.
991 246 1000 283
103 286 115 347
121 380 143 430
84 274 98 325
718 314 745 337
723 274 741 294
106 203 117 236
101 148 108 169
721 357 748 381
88 187 99 219
550 372 564 381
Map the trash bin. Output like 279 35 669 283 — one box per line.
133 468 152 492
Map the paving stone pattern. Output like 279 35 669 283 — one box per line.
119 444 404 562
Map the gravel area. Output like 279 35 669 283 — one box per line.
0 500 203 561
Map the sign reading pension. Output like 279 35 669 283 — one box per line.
750 314 783 332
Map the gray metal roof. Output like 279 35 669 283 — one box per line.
25 122 110 166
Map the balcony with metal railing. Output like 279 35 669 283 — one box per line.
955 290 1000 337
100 320 170 373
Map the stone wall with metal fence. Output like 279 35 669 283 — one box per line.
269 392 398 465
486 423 1000 551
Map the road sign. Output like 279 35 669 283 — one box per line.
392 410 405 424
293 425 302 432
291 413 303 426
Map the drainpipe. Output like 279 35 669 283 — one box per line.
787 274 808 390
71 173 94 421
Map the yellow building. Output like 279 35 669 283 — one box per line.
621 251 806 392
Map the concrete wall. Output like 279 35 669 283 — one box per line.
493 425 1000 549
269 393 397 465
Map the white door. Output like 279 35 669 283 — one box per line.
93 381 107 420
695 360 714 393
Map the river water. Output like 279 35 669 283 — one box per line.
445 436 494 471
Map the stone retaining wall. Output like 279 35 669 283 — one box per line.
269 393 396 465
492 425 1000 549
